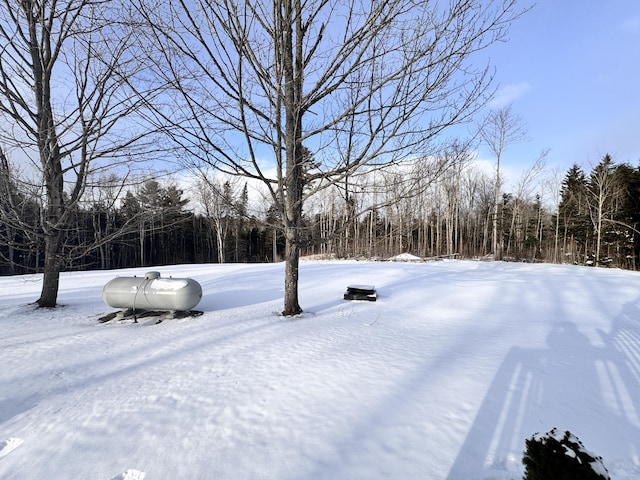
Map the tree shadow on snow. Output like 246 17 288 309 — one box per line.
0 394 40 425
446 300 640 479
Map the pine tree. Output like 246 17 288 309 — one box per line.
557 164 590 263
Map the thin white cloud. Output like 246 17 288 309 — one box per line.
488 82 532 108
622 15 640 33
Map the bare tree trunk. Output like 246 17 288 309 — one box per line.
34 22 65 307
587 155 618 267
283 227 301 314
480 106 527 261
492 162 502 260
216 224 225 264
281 0 304 315
273 227 279 262
39 230 63 307
595 193 604 267
283 208 302 314
554 212 561 263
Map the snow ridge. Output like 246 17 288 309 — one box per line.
110 469 146 480
0 438 23 458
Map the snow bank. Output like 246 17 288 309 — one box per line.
388 253 423 262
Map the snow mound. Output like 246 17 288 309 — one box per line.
0 438 23 458
110 469 146 480
388 253 422 262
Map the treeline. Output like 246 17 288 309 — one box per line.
555 156 640 269
0 177 277 275
305 154 640 269
1 154 639 275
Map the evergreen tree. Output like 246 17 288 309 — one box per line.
557 164 590 263
0 150 42 274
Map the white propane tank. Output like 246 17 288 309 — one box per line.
102 271 202 311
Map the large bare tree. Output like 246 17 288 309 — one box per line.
0 1 162 306
138 0 526 315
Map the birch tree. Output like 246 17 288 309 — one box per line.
587 154 620 266
504 151 545 258
479 104 527 260
138 0 526 315
194 176 245 263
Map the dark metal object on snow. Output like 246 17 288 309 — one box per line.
344 284 377 301
97 308 204 324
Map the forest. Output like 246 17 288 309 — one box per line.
2 152 639 276
0 0 637 310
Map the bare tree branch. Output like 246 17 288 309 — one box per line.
136 0 529 314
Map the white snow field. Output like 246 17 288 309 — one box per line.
1 259 639 480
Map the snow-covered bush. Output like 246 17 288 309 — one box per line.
522 428 609 480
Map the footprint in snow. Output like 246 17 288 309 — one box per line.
0 437 23 458
110 469 146 480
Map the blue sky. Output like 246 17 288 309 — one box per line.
478 0 640 177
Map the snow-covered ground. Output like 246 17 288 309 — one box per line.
1 259 639 480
